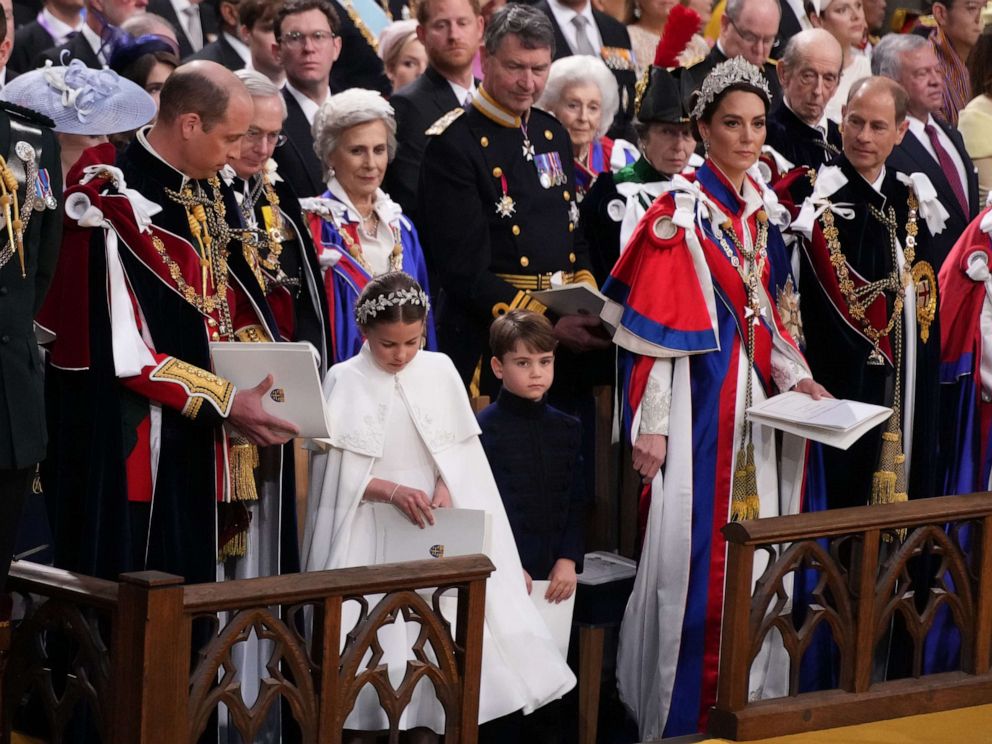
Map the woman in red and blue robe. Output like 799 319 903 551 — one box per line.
604 60 827 740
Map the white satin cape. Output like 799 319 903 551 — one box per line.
302 346 575 730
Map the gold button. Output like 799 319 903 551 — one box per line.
480 136 489 147
569 252 576 263
568 223 574 232
520 255 530 267
563 190 571 201
512 224 521 236
544 130 553 140
211 331 220 341
492 166 503 178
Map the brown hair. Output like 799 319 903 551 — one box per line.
847 75 909 123
415 0 481 25
354 272 430 330
968 28 992 99
157 66 230 130
489 309 557 359
239 0 280 29
274 0 341 41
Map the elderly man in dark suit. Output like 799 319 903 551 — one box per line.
383 0 484 220
680 0 783 112
535 0 636 140
875 32 980 267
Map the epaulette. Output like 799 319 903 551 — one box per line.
425 107 465 136
0 100 55 131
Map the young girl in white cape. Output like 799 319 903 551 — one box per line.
302 272 575 734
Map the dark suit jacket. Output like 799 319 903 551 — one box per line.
36 31 101 69
187 33 245 70
680 44 783 115
329 0 391 96
146 0 219 60
383 66 466 221
773 2 805 60
535 0 636 141
10 20 57 74
887 118 980 268
273 88 324 199
766 101 841 171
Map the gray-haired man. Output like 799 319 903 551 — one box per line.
874 32 979 266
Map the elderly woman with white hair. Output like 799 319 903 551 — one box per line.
300 87 436 364
537 55 638 199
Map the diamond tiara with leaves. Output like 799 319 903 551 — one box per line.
355 287 431 325
690 56 771 121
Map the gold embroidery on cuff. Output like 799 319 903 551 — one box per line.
150 357 235 416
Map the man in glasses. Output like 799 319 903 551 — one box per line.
228 68 330 368
272 0 343 197
679 0 783 114
763 28 843 180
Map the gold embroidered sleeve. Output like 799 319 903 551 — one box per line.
149 357 236 417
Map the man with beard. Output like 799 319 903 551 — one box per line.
384 0 484 221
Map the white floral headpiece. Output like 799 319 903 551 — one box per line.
690 56 771 121
355 287 431 325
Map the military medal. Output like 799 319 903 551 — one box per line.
534 152 566 189
520 120 535 161
14 141 35 164
569 200 580 225
36 168 57 211
495 173 515 218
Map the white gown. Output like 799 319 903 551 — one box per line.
302 345 576 732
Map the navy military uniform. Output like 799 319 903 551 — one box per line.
417 87 596 394
0 101 62 587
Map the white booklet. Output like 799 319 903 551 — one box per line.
367 503 491 564
747 391 892 451
577 550 638 586
529 284 624 331
529 580 576 659
209 341 330 439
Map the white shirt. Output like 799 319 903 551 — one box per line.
284 81 329 126
547 0 603 54
448 79 476 107
39 7 84 47
223 31 251 65
80 23 108 65
907 113 970 206
170 0 204 51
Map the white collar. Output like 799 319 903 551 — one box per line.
906 112 937 137
170 0 194 14
862 165 885 194
223 31 251 63
137 126 193 187
284 80 329 125
448 78 476 106
547 0 597 29
325 176 403 225
783 97 829 133
40 7 84 42
80 24 107 64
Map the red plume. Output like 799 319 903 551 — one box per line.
654 4 702 68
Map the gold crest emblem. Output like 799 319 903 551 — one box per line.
269 388 286 403
913 261 937 344
776 276 805 348
429 544 445 558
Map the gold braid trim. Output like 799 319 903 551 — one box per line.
182 396 203 419
150 357 235 417
340 0 378 51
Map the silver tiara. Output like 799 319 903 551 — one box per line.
690 56 771 121
355 287 431 324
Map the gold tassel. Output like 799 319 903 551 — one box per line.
872 415 908 540
31 463 42 494
219 530 247 559
217 502 251 560
731 441 760 521
228 437 259 502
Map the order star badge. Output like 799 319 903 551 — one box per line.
495 194 516 218
522 140 535 161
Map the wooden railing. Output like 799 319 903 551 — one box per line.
710 493 992 740
1 555 494 743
